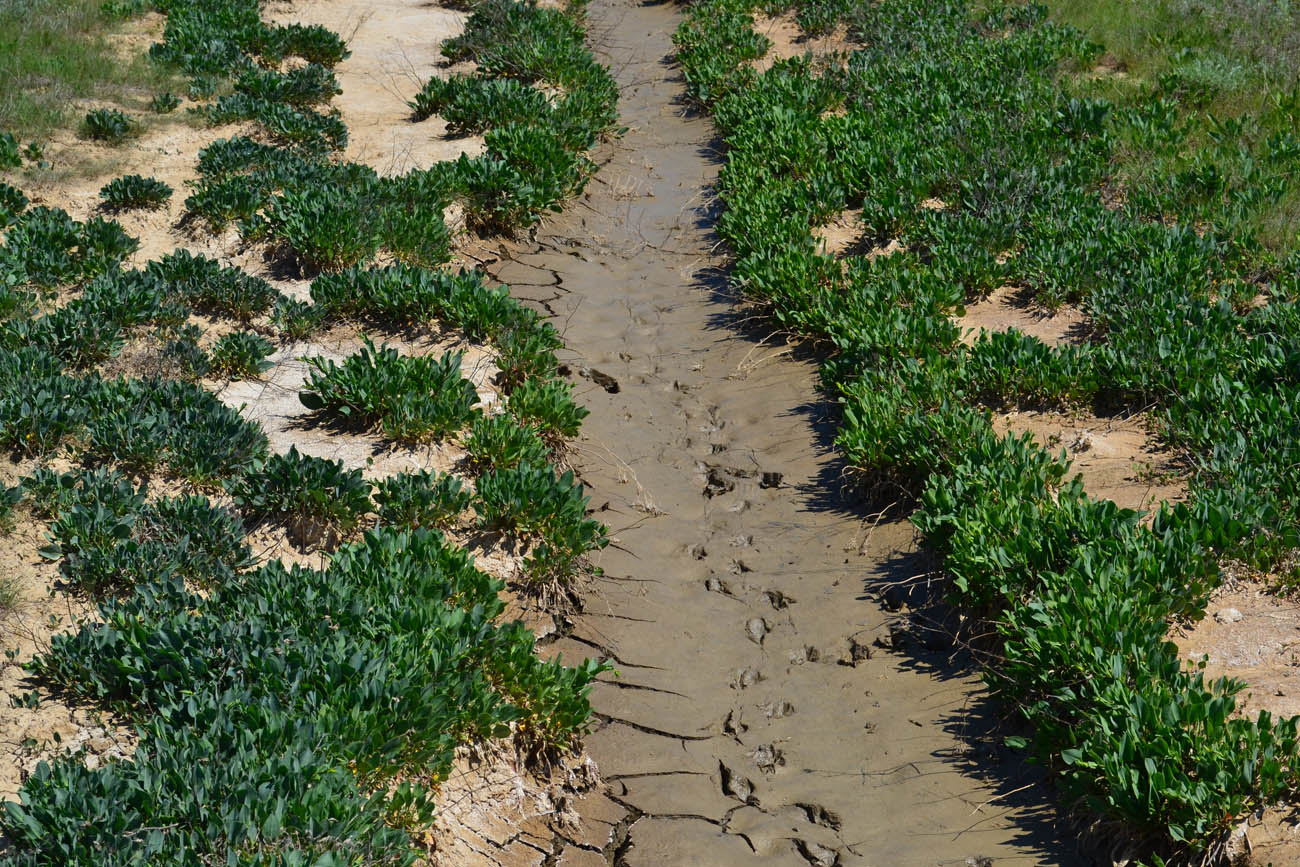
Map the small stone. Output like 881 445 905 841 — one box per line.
1215 607 1244 624
746 617 769 645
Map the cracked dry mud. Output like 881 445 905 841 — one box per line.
473 0 1090 863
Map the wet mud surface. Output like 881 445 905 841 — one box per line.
477 0 1092 863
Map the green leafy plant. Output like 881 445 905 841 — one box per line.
99 175 174 212
0 132 19 169
271 295 325 341
494 321 562 389
269 185 381 272
209 331 274 379
0 181 28 229
150 92 182 114
0 483 22 533
372 470 471 530
465 413 549 471
298 339 481 442
475 461 607 591
234 64 340 108
506 378 589 446
161 323 211 380
147 250 279 321
227 445 372 546
81 108 133 143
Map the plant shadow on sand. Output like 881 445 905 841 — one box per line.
867 540 1095 865
690 224 1094 865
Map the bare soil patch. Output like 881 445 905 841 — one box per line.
958 283 1090 346
750 11 854 73
992 408 1186 514
264 0 486 174
1174 579 1300 720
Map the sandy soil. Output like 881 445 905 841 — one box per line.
750 11 853 74
1173 579 1300 719
958 283 1089 347
991 408 1187 514
263 0 485 174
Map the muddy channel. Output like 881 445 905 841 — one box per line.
476 0 1091 863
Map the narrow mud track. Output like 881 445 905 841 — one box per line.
482 1 1088 863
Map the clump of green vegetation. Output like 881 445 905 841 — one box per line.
99 174 173 212
298 339 481 442
270 295 324 341
208 330 274 379
0 483 22 535
149 92 181 114
269 184 380 272
372 469 471 530
475 461 607 590
146 250 279 322
506 378 589 447
39 475 251 596
17 527 605 863
228 446 372 546
465 412 549 471
0 181 29 229
0 132 20 169
81 108 133 142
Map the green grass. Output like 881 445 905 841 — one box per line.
1039 0 1300 254
0 0 179 141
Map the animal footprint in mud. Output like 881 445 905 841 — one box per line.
722 709 748 738
788 645 820 665
578 366 620 393
795 803 842 831
759 699 795 719
719 762 758 805
704 576 733 596
794 839 841 867
759 471 783 489
703 466 734 497
745 617 769 645
764 589 795 609
749 743 785 774
731 667 763 689
838 637 873 667
874 622 910 652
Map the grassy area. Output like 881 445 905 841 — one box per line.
1045 0 1300 93
1039 0 1300 253
0 0 177 141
